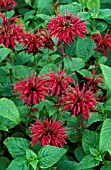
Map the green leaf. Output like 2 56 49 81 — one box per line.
57 158 78 170
99 118 111 155
26 149 37 161
78 154 100 169
0 157 10 170
84 112 104 127
0 48 11 63
0 98 20 129
26 149 38 170
25 0 31 5
24 10 35 21
39 64 58 75
60 4 81 15
82 129 99 154
100 64 111 90
38 145 67 169
0 124 9 132
76 37 95 62
74 147 85 161
98 9 111 19
6 158 30 170
86 0 100 10
13 65 32 79
64 57 85 73
37 0 53 14
4 137 30 159
101 162 111 170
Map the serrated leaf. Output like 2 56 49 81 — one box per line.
64 57 85 73
4 137 30 159
98 9 111 19
99 118 111 155
38 145 67 169
6 158 30 170
82 129 99 154
76 37 95 62
0 124 9 132
39 64 58 75
78 154 100 169
100 64 111 90
0 48 11 63
0 98 20 129
0 157 10 170
26 149 37 162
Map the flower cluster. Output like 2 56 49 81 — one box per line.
0 13 24 49
61 83 99 119
13 74 48 106
48 12 88 45
0 0 16 12
91 30 111 58
83 68 104 93
46 68 74 97
30 118 68 147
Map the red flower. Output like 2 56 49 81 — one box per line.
46 67 74 97
0 0 16 11
13 74 48 106
91 30 111 58
23 32 43 55
48 12 88 45
61 84 98 119
39 29 55 51
30 118 68 147
83 69 104 93
0 13 24 49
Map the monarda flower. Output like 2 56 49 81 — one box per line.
13 74 48 106
61 84 98 119
23 32 43 55
48 12 88 45
83 68 104 93
0 0 16 12
30 118 68 147
39 29 55 51
0 13 24 49
91 30 111 58
46 67 74 97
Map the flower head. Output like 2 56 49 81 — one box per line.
30 118 68 147
13 74 48 106
23 32 43 55
83 68 104 93
39 29 55 51
48 12 88 45
0 0 16 11
61 84 98 119
91 30 111 58
0 13 24 49
46 67 74 97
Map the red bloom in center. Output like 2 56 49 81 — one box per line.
46 67 74 96
0 13 24 49
61 84 98 119
91 30 111 58
0 0 16 11
30 118 68 147
48 12 88 45
13 74 48 106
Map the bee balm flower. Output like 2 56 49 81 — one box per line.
30 118 68 147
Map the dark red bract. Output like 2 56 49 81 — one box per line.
61 84 98 119
0 0 16 11
39 29 55 51
91 30 111 58
46 68 74 97
13 74 48 106
23 32 43 55
30 118 68 147
48 12 88 45
83 69 104 93
0 13 24 49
